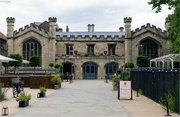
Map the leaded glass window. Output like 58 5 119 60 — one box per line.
23 39 41 67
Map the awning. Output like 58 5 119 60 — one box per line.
0 55 17 62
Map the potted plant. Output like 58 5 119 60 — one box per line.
51 75 62 89
38 86 47 98
112 76 120 90
16 92 31 107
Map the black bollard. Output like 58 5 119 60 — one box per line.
163 99 171 116
136 88 139 97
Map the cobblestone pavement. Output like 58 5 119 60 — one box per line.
10 80 130 117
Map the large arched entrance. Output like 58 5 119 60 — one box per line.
83 63 98 79
105 63 118 79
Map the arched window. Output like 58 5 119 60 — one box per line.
138 39 159 59
23 39 41 67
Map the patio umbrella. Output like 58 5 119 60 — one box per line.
0 55 17 62
23 60 30 64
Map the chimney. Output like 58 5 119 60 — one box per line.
66 25 69 32
88 24 91 32
92 24 94 32
119 27 124 32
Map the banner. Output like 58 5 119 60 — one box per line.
118 81 132 100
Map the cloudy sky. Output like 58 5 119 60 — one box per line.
0 0 173 35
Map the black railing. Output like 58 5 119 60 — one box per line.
131 68 180 113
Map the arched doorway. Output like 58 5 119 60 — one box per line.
60 62 75 76
83 63 98 79
105 63 118 79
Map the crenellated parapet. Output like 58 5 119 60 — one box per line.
13 23 48 36
124 17 132 23
131 23 167 38
48 17 57 23
6 17 15 23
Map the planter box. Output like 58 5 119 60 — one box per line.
113 85 118 91
19 100 29 107
37 93 46 98
54 84 61 89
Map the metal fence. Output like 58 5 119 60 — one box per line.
131 68 180 113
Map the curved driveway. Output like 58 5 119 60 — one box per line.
11 80 130 117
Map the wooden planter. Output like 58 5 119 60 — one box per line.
54 84 61 89
37 93 46 98
19 100 29 107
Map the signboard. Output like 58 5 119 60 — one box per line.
74 51 78 55
118 81 132 100
104 51 107 55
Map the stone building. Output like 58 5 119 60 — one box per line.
0 32 7 55
6 16 171 79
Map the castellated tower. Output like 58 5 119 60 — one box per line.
48 17 57 64
48 17 57 38
124 17 132 63
165 15 171 36
6 17 15 54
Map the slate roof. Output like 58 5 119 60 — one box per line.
56 32 125 38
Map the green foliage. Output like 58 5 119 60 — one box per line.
60 73 65 78
29 56 41 67
0 85 8 101
136 56 149 67
112 76 120 86
54 64 61 69
49 62 54 68
40 87 47 93
45 73 51 76
8 53 23 67
124 75 130 81
165 91 177 112
138 89 143 95
148 0 180 54
122 71 130 78
51 75 62 85
16 92 31 102
124 63 128 68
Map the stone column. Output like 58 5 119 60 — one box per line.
124 17 132 63
48 17 57 64
165 15 171 36
6 17 15 54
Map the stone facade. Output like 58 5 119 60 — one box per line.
6 16 170 79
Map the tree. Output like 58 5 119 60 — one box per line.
29 56 41 74
49 62 54 69
136 56 149 67
8 53 23 74
128 62 135 68
54 64 61 72
2 62 9 74
124 62 135 69
148 0 180 54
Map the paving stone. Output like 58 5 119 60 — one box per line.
10 80 130 117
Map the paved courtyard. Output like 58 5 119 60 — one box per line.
10 80 130 117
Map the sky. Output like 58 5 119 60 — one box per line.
0 0 173 35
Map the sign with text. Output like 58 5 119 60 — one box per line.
118 81 132 100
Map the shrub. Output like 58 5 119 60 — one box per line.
138 89 143 95
54 64 61 69
40 87 47 93
128 62 135 68
165 91 177 112
124 75 131 81
51 75 62 85
45 73 51 76
16 92 31 102
136 56 149 67
122 71 130 78
112 76 120 86
124 63 128 68
0 88 8 101
49 62 54 68
60 73 65 78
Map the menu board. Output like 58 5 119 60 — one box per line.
118 81 132 100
